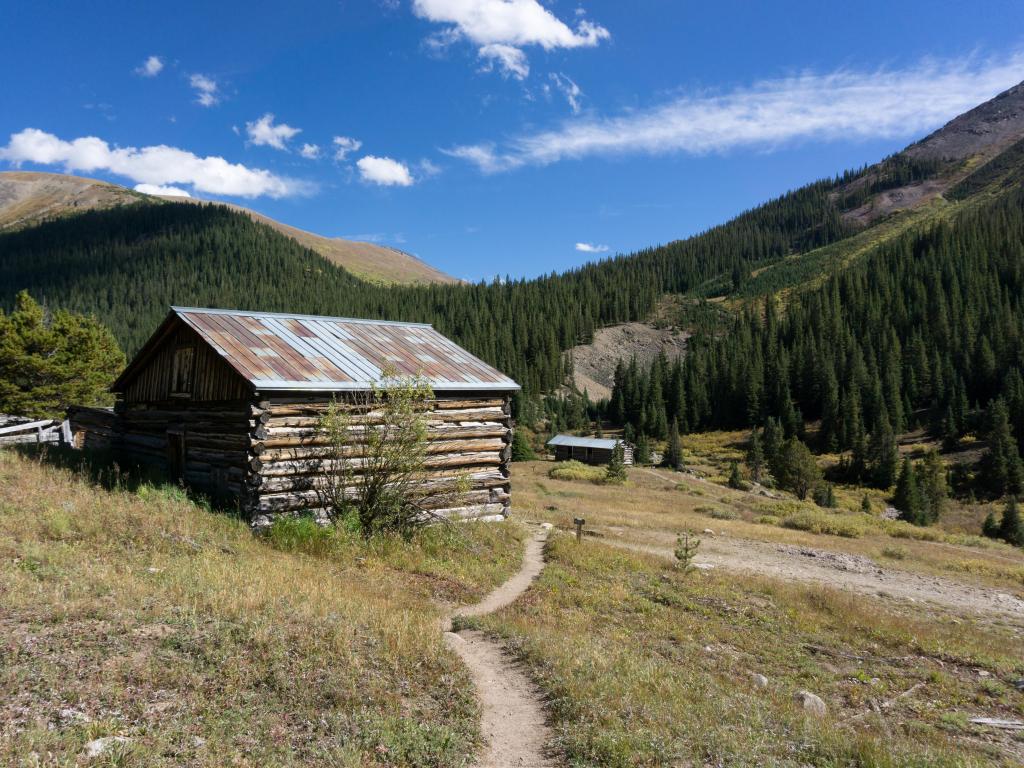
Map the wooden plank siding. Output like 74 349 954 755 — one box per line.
123 323 250 404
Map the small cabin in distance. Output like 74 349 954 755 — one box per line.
70 306 520 527
546 435 633 466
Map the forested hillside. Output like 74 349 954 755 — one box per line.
2 84 1023 439
0 167 867 394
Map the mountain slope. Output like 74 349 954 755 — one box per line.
0 171 455 285
3 82 1024 414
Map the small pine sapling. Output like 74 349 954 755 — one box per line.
674 531 701 573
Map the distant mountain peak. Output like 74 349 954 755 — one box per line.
0 171 456 286
904 80 1024 162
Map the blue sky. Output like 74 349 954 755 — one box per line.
2 1 1023 281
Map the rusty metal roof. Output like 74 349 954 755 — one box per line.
162 306 519 392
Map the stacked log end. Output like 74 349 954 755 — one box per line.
70 394 514 529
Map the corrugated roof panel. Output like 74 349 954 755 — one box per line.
547 435 622 449
170 306 519 392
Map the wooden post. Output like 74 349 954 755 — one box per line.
573 517 585 542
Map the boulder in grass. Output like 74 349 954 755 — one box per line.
794 690 827 716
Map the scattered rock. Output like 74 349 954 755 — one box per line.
702 528 715 536
976 669 991 678
83 736 131 758
146 567 162 574
1014 679 1024 692
192 736 207 748
58 707 90 723
794 690 827 717
692 563 715 571
750 673 769 688
969 717 1024 731
881 507 901 520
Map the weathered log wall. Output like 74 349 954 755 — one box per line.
71 393 514 527
246 394 513 527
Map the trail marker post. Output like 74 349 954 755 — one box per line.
573 517 585 543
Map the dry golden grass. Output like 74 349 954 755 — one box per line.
514 458 1024 594
0 449 523 767
478 534 1024 767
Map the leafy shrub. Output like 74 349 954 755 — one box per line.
880 545 908 560
780 510 865 538
697 506 738 520
549 461 607 483
755 514 781 526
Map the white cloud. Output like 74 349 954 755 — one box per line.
412 0 608 78
549 72 582 113
575 242 608 253
446 52 1024 172
189 74 219 107
332 135 362 161
478 43 529 79
299 143 321 159
0 128 310 198
134 183 191 197
135 56 164 77
356 155 414 186
245 113 301 150
417 158 442 178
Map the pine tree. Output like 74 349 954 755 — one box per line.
664 422 684 471
634 433 651 465
728 461 746 490
763 417 784 479
917 449 948 523
982 510 1000 538
746 429 765 484
868 416 900 489
861 494 873 514
998 496 1023 547
605 441 627 484
774 438 821 500
0 291 125 418
510 428 537 462
980 398 1024 498
894 458 925 525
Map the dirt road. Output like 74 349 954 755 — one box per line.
600 525 1024 628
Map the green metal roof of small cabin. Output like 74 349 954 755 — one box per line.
113 307 520 393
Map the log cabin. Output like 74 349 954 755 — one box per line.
546 434 633 466
70 307 519 527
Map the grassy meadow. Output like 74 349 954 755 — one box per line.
0 448 523 767
474 534 1024 767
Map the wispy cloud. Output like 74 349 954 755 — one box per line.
189 74 219 107
447 52 1024 172
299 143 321 159
478 43 529 79
549 72 582 113
135 55 164 77
332 135 362 161
356 155 414 186
412 0 608 79
0 128 311 198
245 113 301 150
575 241 609 253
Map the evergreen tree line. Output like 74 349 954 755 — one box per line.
607 184 1024 498
0 170 862 405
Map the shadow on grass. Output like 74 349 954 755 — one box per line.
11 443 246 521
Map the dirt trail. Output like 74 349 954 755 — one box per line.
599 526 1024 627
444 524 554 767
